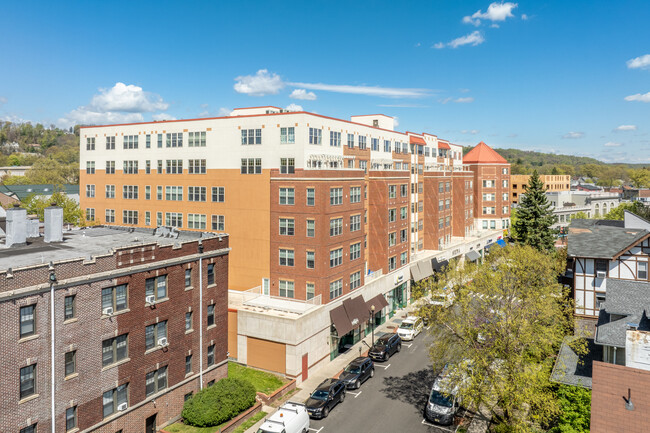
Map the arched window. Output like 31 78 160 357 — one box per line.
595 203 600 217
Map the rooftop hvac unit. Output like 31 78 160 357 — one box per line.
103 307 114 316
596 271 607 279
145 295 155 304
158 337 169 347
117 402 127 411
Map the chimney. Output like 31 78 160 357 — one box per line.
6 204 27 247
44 204 63 243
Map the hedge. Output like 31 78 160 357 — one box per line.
182 378 257 427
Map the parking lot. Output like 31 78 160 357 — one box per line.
306 326 470 433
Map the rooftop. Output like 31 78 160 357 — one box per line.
463 141 508 164
567 218 648 259
0 184 79 201
550 337 602 389
595 279 650 348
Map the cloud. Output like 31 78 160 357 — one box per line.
562 131 584 139
625 92 650 102
614 124 637 131
1 114 30 124
626 54 650 70
436 31 485 49
462 2 518 26
459 88 471 93
0 96 7 106
378 104 429 108
461 129 480 135
439 97 453 104
521 13 528 20
393 116 399 127
59 109 143 127
507 133 518 138
454 97 475 103
433 42 445 49
285 103 303 112
603 141 622 147
218 107 232 116
152 113 176 121
290 89 317 100
288 81 431 98
234 69 284 96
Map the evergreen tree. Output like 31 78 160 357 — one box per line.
513 170 557 251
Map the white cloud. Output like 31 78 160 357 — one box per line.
459 88 471 93
454 97 475 103
288 81 430 98
604 141 622 147
290 89 317 100
285 103 303 112
446 31 485 49
625 92 650 102
218 107 232 116
463 2 518 26
393 117 399 127
0 96 7 106
433 42 445 49
562 131 584 139
439 97 453 104
614 124 637 131
461 129 480 135
233 69 284 96
1 114 30 124
59 109 143 128
521 13 528 20
152 113 176 121
626 54 650 70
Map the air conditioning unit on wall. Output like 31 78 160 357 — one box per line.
117 402 127 411
103 307 114 316
145 295 155 304
596 271 607 279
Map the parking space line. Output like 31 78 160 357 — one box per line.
308 427 323 433
347 390 362 398
403 343 412 348
421 419 456 431
375 363 391 369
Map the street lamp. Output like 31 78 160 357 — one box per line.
370 305 375 348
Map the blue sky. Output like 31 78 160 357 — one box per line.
1 1 649 162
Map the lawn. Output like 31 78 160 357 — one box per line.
228 362 285 395
164 412 267 433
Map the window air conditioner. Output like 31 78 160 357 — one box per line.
158 337 169 347
596 271 607 279
145 295 156 304
117 402 128 411
103 307 114 316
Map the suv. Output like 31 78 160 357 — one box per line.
339 357 374 389
397 316 424 341
368 333 402 361
424 368 462 425
305 378 346 418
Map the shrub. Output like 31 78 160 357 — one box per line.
550 385 590 433
182 378 256 427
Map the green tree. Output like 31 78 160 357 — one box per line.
549 385 591 433
628 168 650 188
19 190 86 226
603 201 650 221
570 211 588 220
512 170 557 251
422 245 576 432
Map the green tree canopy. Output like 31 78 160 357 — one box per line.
512 170 557 251
18 190 85 226
603 201 650 221
627 168 650 188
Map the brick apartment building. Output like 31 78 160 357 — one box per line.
79 106 510 379
0 206 229 433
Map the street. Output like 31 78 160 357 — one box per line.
307 327 465 433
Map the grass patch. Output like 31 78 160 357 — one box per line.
231 411 267 433
228 362 285 395
164 422 224 433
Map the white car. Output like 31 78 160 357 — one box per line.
257 401 310 433
397 316 424 341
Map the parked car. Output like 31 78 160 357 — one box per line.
256 401 310 433
305 378 346 419
424 368 462 425
368 333 402 361
397 316 424 341
339 357 374 389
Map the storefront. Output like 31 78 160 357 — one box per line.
387 282 408 318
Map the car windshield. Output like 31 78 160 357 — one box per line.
345 365 361 374
399 322 414 330
429 389 453 408
311 389 329 400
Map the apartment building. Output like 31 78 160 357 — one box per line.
0 206 229 433
79 106 510 380
510 174 571 204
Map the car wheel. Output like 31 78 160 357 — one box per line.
355 379 361 389
370 368 375 378
383 353 388 361
397 343 402 352
340 391 346 402
322 407 329 418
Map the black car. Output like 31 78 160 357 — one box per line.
368 333 402 361
305 378 346 418
339 357 375 389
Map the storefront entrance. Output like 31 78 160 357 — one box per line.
388 283 407 317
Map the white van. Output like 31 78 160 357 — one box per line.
256 401 310 433
397 316 424 341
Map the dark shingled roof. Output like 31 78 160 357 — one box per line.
567 219 648 259
550 337 602 389
594 279 650 348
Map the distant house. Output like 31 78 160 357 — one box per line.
0 184 80 204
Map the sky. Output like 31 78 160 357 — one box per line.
1 1 649 163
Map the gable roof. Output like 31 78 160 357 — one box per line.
595 279 650 348
567 218 649 259
463 141 508 164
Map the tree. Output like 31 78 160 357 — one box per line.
420 245 576 432
512 170 557 251
19 190 86 226
570 211 588 220
628 168 650 188
603 201 650 221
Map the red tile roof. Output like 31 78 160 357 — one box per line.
463 141 508 164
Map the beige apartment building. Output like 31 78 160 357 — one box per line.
510 174 570 204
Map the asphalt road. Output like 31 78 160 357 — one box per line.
307 328 460 433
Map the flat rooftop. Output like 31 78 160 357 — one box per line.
0 226 220 272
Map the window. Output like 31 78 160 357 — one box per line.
483 220 488 229
347 134 355 148
389 232 396 247
146 134 151 149
329 279 342 300
400 184 408 197
165 212 183 228
503 206 509 214
503 193 509 201
185 312 193 331
389 208 396 223
445 199 450 209
145 275 167 302
306 219 315 237
188 186 207 202
306 283 315 300
188 159 206 174
371 138 379 151
329 218 342 236
145 321 167 350
66 406 77 432
211 215 225 231
184 392 193 402
309 128 322 145
389 256 396 271
102 334 128 366
146 366 168 396
188 214 206 229
358 136 367 149
401 251 408 266
86 137 95 150
446 182 450 192
123 135 138 149
330 248 343 268
166 159 183 174
122 185 138 200
400 229 407 243
384 140 391 152
20 305 36 338
502 167 509 175
306 188 315 206
639 262 648 280
105 161 115 174
102 284 128 314
280 127 295 144
350 242 361 260
502 180 509 188
279 218 295 235
145 185 151 200
105 209 115 223
306 251 315 269
86 207 94 222
241 158 262 174
279 249 295 266
145 211 151 226
207 344 215 366
279 187 295 205
207 263 215 285
438 182 444 193
20 364 36 399
123 160 138 174
595 260 608 274
482 207 496 215
185 354 193 375
350 186 361 203
350 215 361 232
157 134 163 148
64 295 75 321
482 180 495 188
86 161 95 174
157 160 163 174
401 206 407 220
280 158 295 174
166 132 183 147
359 160 367 172
279 280 295 298
350 271 361 290
103 383 128 418
212 186 225 202
330 131 341 147
330 188 343 205
188 131 206 147
106 136 115 150
86 184 95 198
65 351 76 377
388 185 396 199
241 129 262 145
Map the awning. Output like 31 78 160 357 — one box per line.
418 259 434 279
366 293 389 312
485 240 506 252
438 142 451 150
330 304 354 337
432 258 449 272
497 239 506 247
343 295 369 327
465 250 481 262
410 264 424 282
409 135 426 145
